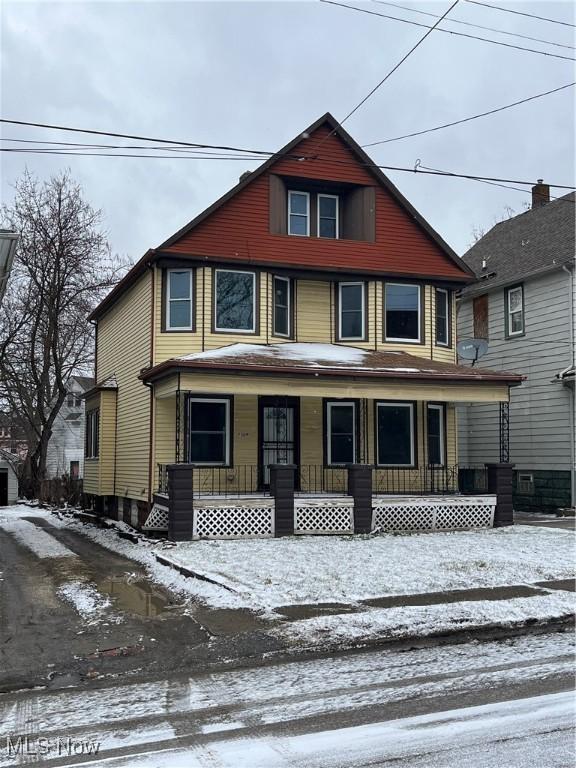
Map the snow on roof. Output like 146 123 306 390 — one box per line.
179 343 369 367
98 374 118 389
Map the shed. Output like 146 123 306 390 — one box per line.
0 458 18 506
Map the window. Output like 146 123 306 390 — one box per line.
187 398 231 465
70 460 80 479
506 285 524 336
376 402 415 466
85 409 99 459
326 401 356 465
385 283 421 342
338 282 365 340
318 194 339 238
214 269 256 332
427 404 445 466
288 191 310 236
517 473 534 495
273 276 291 337
166 269 193 331
435 288 449 346
473 294 489 339
67 393 82 408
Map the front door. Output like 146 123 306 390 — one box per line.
259 397 299 487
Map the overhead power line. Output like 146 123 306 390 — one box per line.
465 0 576 29
362 81 576 146
320 0 576 61
372 0 575 50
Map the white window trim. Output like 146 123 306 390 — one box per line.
385 283 421 343
507 285 524 336
188 397 231 466
326 401 356 466
214 268 257 334
427 404 445 467
435 288 449 347
273 276 291 338
338 282 365 341
376 402 415 467
317 193 339 239
288 190 310 237
166 269 194 331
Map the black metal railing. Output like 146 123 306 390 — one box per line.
458 465 489 494
373 465 488 496
298 465 349 495
157 464 168 495
193 465 266 497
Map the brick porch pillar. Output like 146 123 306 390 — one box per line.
348 464 373 534
269 464 295 537
167 464 194 541
486 462 514 527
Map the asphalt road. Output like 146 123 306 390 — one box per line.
0 629 573 767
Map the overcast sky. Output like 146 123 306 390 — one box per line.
1 0 574 263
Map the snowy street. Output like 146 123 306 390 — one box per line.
0 631 573 766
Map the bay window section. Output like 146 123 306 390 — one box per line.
435 288 449 346
187 397 230 465
318 194 339 238
376 402 415 467
338 282 365 340
427 404 445 466
385 283 421 342
273 276 291 337
506 285 524 336
288 191 310 236
326 401 356 465
166 269 193 331
214 269 256 332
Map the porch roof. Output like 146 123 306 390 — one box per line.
141 342 523 386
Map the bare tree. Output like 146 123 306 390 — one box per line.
0 170 126 496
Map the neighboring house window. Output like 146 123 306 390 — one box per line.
187 397 231 465
214 269 256 332
385 283 421 342
85 409 99 459
376 402 415 466
517 473 534 495
67 394 82 408
427 404 445 466
288 191 310 236
166 269 193 331
70 460 80 479
473 294 489 339
338 282 365 340
435 288 449 346
273 276 291 337
326 401 356 465
506 285 524 337
318 194 339 239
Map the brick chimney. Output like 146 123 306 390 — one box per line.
532 179 550 209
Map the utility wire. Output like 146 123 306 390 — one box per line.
372 0 575 49
0 137 268 157
465 0 576 29
320 1 576 61
362 82 576 146
0 147 267 161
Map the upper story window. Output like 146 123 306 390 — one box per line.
338 282 365 341
167 269 194 331
435 288 449 346
318 194 339 239
506 285 524 337
214 269 256 333
273 276 291 338
85 409 99 459
67 393 82 408
473 294 489 340
288 191 310 236
385 283 421 343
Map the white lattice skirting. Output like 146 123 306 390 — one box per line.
371 495 496 533
193 500 275 540
294 497 354 535
143 503 169 531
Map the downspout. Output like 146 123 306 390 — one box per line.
562 264 575 506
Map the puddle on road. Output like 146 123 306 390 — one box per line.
96 576 170 618
187 606 271 635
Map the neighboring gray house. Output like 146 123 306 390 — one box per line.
0 455 18 505
46 375 94 479
457 183 575 511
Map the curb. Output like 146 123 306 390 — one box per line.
154 553 238 592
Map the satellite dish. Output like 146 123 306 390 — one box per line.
457 339 489 366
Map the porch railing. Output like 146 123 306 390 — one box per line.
298 465 348 495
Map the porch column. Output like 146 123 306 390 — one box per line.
269 464 295 537
167 463 194 541
348 464 373 534
486 463 514 527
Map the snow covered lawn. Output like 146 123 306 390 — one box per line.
161 526 575 610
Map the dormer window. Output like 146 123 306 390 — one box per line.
288 191 310 236
318 194 339 239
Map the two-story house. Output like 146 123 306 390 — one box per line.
45 375 94 479
83 114 522 538
457 185 575 512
